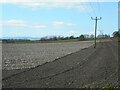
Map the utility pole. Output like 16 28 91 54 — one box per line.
91 17 102 48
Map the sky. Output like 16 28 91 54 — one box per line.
0 0 118 38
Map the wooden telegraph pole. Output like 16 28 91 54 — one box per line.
91 17 102 48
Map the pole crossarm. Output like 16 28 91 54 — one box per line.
91 17 102 20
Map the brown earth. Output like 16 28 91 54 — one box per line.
2 40 119 88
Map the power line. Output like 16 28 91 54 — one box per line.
88 0 97 17
97 0 104 39
97 0 102 17
88 0 102 17
87 1 103 43
82 2 93 18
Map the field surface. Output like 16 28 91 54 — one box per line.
2 40 119 88
2 41 94 70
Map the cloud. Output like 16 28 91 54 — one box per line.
75 5 92 12
0 19 47 29
5 20 27 27
0 0 118 3
20 2 79 9
0 20 77 29
0 0 118 12
68 30 80 36
30 25 47 29
0 0 93 12
53 22 64 27
53 21 77 28
67 23 77 26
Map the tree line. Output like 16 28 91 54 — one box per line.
2 32 117 43
40 34 110 41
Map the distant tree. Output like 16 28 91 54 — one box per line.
104 34 110 38
57 36 64 40
84 34 89 38
97 35 102 38
40 36 49 41
53 36 57 40
40 37 46 41
90 34 94 38
76 36 79 39
64 37 69 40
69 35 74 39
79 35 86 41
113 31 120 37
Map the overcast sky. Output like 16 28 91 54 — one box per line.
0 0 118 38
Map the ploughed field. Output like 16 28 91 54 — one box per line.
2 41 94 70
